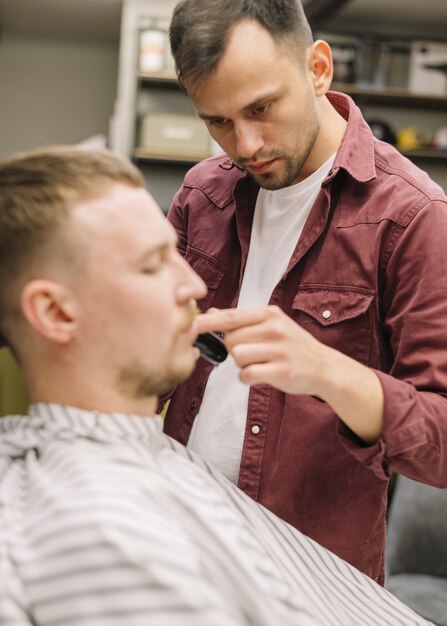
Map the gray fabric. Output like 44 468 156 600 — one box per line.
386 476 447 576
386 574 447 626
385 475 447 625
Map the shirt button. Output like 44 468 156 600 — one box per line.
322 309 332 320
251 425 261 435
190 400 198 411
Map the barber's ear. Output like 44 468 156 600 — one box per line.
307 40 333 96
21 280 78 344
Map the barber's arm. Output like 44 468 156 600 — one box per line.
196 197 447 487
196 305 384 444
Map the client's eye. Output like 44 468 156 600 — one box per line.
140 245 170 275
142 255 163 274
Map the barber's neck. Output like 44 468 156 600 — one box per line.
299 95 346 182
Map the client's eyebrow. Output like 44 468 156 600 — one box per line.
136 244 167 264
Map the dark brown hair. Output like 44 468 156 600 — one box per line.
170 0 313 91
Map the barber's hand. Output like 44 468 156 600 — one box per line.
196 305 329 396
196 305 384 444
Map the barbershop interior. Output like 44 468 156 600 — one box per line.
1 0 447 623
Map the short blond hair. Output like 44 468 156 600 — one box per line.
0 146 144 344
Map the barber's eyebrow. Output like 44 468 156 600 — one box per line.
198 90 278 120
198 112 221 121
241 90 277 111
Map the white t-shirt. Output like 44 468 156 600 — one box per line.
188 155 336 483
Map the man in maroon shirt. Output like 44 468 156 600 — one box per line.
162 0 447 583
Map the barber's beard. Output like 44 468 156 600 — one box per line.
252 151 310 190
241 104 321 190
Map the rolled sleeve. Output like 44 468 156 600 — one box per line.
338 369 447 485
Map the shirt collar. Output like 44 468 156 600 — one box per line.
327 91 377 184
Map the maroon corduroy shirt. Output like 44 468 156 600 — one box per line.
162 92 447 584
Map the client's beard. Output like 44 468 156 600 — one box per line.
117 359 194 400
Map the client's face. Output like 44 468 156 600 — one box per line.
70 183 207 400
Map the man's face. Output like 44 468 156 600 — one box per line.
69 183 206 400
190 20 322 189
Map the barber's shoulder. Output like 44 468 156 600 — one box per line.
364 142 446 230
179 154 248 210
184 154 245 188
375 141 446 203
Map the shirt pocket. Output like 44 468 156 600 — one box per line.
185 246 228 311
291 285 375 365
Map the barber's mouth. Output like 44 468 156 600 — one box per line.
247 159 276 174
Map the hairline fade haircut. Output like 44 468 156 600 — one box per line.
0 146 144 346
169 0 313 92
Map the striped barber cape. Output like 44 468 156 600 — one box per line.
0 403 431 626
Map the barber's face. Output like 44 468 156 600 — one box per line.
190 20 321 189
71 183 206 400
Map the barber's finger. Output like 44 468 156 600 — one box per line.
225 313 294 349
196 305 280 334
238 361 287 388
231 342 278 368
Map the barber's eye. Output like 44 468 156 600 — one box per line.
253 103 270 115
209 118 229 128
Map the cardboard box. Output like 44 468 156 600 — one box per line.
139 113 210 159
408 41 447 96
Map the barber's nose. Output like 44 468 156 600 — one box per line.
234 122 263 159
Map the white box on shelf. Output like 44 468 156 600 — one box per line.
139 113 210 159
408 41 447 96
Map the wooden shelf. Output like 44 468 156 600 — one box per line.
135 72 447 165
138 71 447 110
134 147 204 165
135 146 446 165
138 69 179 88
400 148 447 161
331 82 447 110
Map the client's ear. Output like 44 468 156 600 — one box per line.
21 280 78 344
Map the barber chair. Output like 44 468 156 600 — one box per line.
385 475 447 625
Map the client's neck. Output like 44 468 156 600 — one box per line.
27 368 158 417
